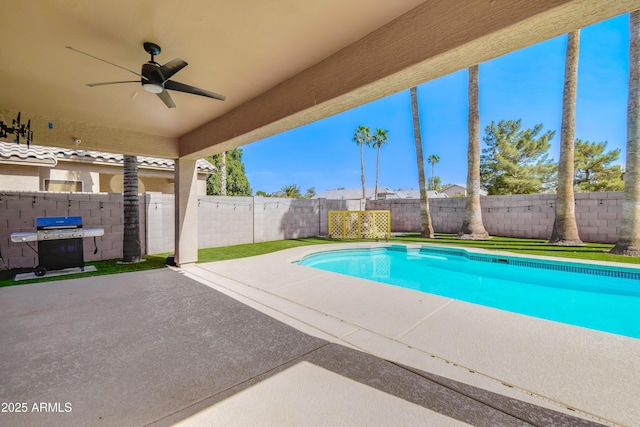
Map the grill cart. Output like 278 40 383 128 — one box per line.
11 216 104 276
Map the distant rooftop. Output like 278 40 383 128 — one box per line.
314 187 447 200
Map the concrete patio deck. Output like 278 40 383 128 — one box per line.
0 244 636 426
182 243 640 427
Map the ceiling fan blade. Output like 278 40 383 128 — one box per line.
164 80 226 101
66 46 148 81
86 80 139 87
157 58 188 83
156 90 176 108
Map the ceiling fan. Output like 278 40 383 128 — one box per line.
66 42 225 108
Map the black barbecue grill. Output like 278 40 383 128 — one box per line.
11 216 104 276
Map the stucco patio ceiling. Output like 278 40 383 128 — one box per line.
0 0 635 160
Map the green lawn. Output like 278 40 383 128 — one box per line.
392 233 635 263
197 233 638 264
0 254 170 288
1 233 637 287
196 237 336 263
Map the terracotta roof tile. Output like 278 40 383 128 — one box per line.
0 141 215 172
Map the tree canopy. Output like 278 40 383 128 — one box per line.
371 128 389 150
206 148 252 196
428 176 445 192
353 126 372 147
304 187 316 198
574 139 624 192
256 185 316 198
278 184 302 198
480 120 557 195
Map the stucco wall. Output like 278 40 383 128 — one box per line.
0 163 207 195
0 165 40 191
43 164 101 192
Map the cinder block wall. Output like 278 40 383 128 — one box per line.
0 191 626 269
145 192 174 255
144 195 326 253
319 199 353 235
253 197 321 242
0 191 146 269
366 199 422 232
199 196 254 247
367 192 623 243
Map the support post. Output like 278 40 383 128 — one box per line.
174 158 198 266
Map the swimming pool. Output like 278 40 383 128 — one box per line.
298 246 640 339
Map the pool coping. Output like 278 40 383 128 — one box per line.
292 241 640 270
181 242 640 427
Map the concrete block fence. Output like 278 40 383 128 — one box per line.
143 194 344 255
0 191 147 269
0 190 624 269
367 191 623 243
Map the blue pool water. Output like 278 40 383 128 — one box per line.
298 246 640 339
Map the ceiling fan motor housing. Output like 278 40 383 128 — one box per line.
141 62 164 93
143 42 161 64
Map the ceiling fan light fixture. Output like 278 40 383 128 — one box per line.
143 83 163 94
68 43 225 108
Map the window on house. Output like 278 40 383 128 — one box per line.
43 179 83 192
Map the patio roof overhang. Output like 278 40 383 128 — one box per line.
178 0 637 160
0 0 635 160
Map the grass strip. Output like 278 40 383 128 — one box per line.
1 233 637 287
392 233 638 264
196 237 339 263
0 254 169 288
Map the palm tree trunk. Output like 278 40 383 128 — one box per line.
431 161 435 190
458 65 489 240
550 31 582 245
122 155 141 263
360 144 366 199
220 151 227 196
374 145 380 200
611 11 640 256
411 87 434 238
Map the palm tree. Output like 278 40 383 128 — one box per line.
220 151 227 196
353 125 372 199
122 155 141 263
280 184 302 198
427 154 440 190
611 11 640 256
457 65 489 240
410 87 434 238
372 128 389 200
550 30 583 246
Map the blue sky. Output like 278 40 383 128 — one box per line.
242 13 630 195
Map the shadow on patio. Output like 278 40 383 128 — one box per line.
0 268 602 426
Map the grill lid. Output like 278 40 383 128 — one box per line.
36 216 83 229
